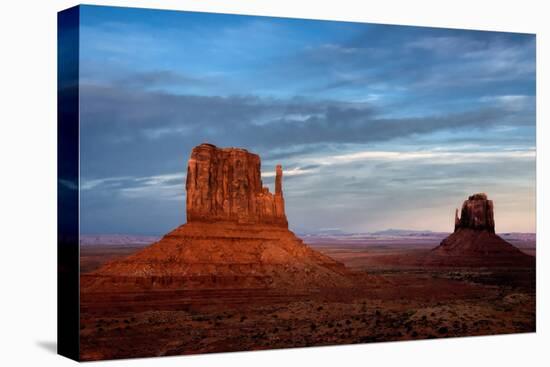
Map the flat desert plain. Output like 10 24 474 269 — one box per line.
79 233 535 361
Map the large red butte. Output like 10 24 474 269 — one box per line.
82 143 351 291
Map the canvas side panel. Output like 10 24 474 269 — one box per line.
57 5 80 361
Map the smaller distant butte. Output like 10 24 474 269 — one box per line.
429 193 534 267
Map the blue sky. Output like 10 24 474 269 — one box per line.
76 5 536 235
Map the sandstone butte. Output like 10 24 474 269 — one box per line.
430 193 534 267
82 143 353 292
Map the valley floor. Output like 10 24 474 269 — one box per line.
79 242 535 361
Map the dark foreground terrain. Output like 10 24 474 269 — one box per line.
79 240 535 361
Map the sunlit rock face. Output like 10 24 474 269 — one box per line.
186 143 287 227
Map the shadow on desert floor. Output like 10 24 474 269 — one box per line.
36 340 57 354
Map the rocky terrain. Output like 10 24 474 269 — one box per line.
80 257 535 360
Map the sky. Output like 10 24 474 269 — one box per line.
75 5 536 235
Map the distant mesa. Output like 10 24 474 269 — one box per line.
80 234 160 246
82 143 353 291
430 193 534 267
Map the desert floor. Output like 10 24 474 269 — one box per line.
79 240 535 361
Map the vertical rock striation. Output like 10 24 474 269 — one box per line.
454 193 495 233
186 143 288 227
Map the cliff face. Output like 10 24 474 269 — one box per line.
454 193 495 233
186 143 287 227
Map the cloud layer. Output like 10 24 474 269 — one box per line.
78 6 536 235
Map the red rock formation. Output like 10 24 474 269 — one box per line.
430 193 533 267
82 143 352 291
186 143 287 227
81 221 351 291
454 193 495 233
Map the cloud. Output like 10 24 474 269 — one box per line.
480 95 534 112
77 10 536 234
306 148 535 166
78 78 535 195
281 147 535 233
81 176 133 190
115 70 206 89
406 36 486 54
81 173 186 200
261 166 318 178
80 83 529 150
300 32 535 95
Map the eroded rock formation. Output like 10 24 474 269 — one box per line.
186 143 287 227
431 193 533 267
82 143 352 291
454 193 495 233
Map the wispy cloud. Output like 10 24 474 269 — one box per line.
261 166 317 178
480 95 534 112
308 148 535 166
81 173 185 200
81 176 133 190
